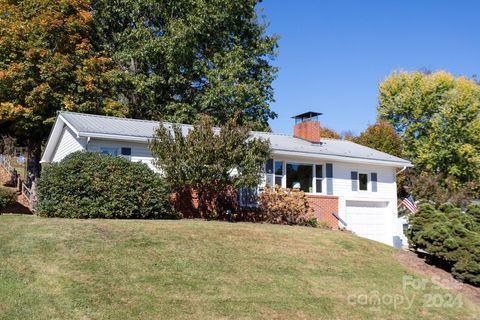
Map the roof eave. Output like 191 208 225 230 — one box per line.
77 132 151 143
272 149 413 168
40 116 67 163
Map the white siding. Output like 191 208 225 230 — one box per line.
86 139 157 171
267 154 401 246
52 126 86 162
333 162 397 216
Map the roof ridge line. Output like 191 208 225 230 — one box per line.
59 111 194 128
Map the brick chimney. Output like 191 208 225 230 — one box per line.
292 112 322 143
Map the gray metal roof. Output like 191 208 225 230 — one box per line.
58 111 412 166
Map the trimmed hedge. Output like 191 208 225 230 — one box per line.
408 203 480 286
0 187 16 209
37 152 180 219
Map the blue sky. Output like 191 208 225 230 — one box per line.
259 0 480 135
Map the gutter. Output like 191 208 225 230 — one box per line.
273 149 413 168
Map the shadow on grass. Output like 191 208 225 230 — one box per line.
0 200 32 215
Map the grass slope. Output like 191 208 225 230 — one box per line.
0 215 478 319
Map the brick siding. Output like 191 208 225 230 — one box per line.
307 195 339 228
293 121 321 143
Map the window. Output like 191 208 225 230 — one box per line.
359 173 368 191
121 147 132 156
315 164 323 193
100 147 118 156
286 163 313 193
265 159 283 188
274 161 283 186
239 187 259 208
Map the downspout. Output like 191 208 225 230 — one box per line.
85 136 91 151
396 166 407 175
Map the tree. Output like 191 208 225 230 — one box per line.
403 172 476 208
150 115 271 216
378 71 480 189
353 121 403 158
0 0 124 168
319 127 340 139
341 130 356 141
91 0 278 130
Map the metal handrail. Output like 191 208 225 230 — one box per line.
331 212 347 227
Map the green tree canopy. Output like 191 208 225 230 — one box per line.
377 71 480 189
353 121 403 158
150 115 271 215
1 0 278 168
91 0 278 130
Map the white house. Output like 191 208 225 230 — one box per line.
41 111 413 247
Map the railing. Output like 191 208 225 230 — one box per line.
21 181 37 212
309 201 347 228
1 153 36 211
332 212 347 227
0 155 14 174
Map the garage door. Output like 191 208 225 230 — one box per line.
345 200 389 244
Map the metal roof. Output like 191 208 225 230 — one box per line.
56 111 412 167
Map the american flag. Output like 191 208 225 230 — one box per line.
401 195 417 213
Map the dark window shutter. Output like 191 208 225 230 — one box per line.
326 163 333 195
371 172 378 192
266 159 273 174
315 165 323 178
351 171 358 191
316 179 322 193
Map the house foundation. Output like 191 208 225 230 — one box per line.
306 195 339 228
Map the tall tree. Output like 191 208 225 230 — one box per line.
0 0 124 165
378 71 480 188
319 127 341 139
354 121 403 158
150 115 271 215
91 0 278 130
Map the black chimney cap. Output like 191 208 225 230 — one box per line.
292 111 322 119
292 112 322 124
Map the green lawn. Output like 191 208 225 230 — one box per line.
0 215 478 319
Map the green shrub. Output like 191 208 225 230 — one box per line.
466 204 480 224
258 186 317 227
407 203 480 285
452 246 480 285
37 152 181 219
0 187 16 209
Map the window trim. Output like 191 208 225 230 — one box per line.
314 164 324 194
285 161 325 194
274 160 284 187
264 159 326 194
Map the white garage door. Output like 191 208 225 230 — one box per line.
345 200 390 244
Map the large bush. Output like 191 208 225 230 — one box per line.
37 152 180 219
150 115 270 216
403 172 477 208
0 187 16 209
258 186 317 227
408 203 480 285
